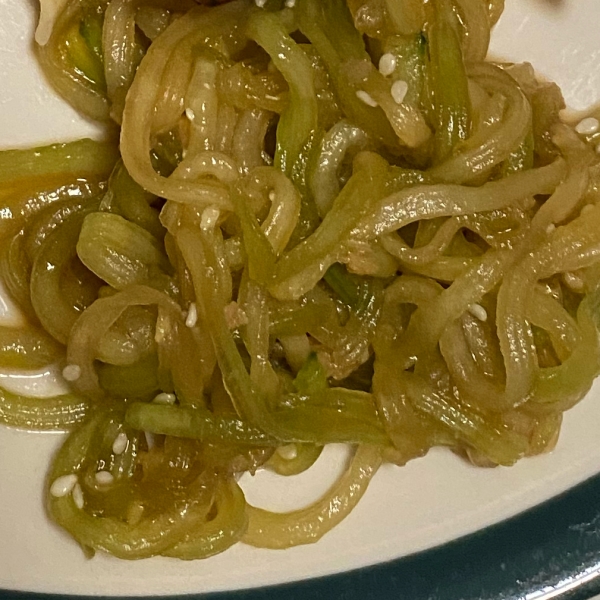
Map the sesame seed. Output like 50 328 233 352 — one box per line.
575 117 599 135
284 0 295 6
546 224 556 235
95 471 114 486
391 80 409 105
50 474 78 498
277 444 298 460
268 190 276 202
185 108 195 121
378 53 397 77
581 204 595 216
468 303 488 322
200 206 220 231
153 392 177 405
72 483 84 509
62 364 81 382
112 432 128 455
185 302 198 328
255 0 267 6
563 271 585 291
356 90 378 108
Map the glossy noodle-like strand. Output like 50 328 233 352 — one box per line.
2 0 600 561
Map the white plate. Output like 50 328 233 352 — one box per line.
1 0 600 596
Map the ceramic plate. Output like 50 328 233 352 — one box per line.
2 1 600 599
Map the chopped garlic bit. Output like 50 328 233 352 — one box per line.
563 271 585 291
154 320 167 344
378 53 397 77
468 303 488 322
356 90 378 108
391 80 408 105
200 206 220 231
145 431 156 450
284 0 296 7
224 301 249 330
575 117 599 135
185 107 195 121
255 0 267 6
153 392 177 405
127 502 145 526
62 364 81 382
50 474 78 498
185 302 198 328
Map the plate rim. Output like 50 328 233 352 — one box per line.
4 469 600 600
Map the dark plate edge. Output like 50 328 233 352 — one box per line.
5 468 600 600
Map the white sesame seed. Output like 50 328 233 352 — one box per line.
255 0 267 6
200 206 220 231
62 364 81 382
563 271 585 291
112 432 128 455
546 224 556 235
185 302 198 328
378 53 397 77
185 108 195 121
356 90 378 108
145 431 156 450
153 392 177 405
268 190 276 202
72 483 84 509
95 471 114 486
391 80 409 105
277 444 298 460
284 0 295 6
50 474 78 498
468 303 488 322
575 117 599 136
581 204 595 217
